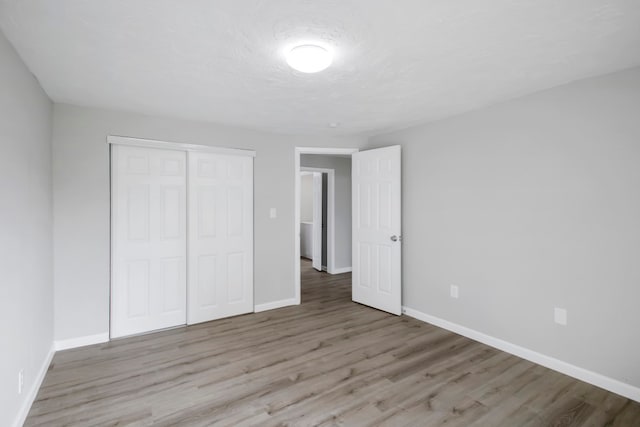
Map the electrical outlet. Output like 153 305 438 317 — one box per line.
554 308 567 326
450 285 459 299
18 370 24 394
270 208 277 219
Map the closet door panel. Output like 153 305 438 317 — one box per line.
111 145 187 338
188 152 253 324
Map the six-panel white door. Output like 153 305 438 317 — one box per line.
111 145 187 338
352 145 402 315
187 152 254 324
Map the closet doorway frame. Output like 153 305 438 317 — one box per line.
107 135 256 338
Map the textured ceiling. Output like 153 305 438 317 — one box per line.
1 0 639 136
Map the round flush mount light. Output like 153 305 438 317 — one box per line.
286 44 332 73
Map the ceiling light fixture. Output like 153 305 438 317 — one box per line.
286 44 332 73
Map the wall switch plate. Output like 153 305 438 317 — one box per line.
269 208 277 219
554 308 567 325
450 285 459 299
18 369 24 394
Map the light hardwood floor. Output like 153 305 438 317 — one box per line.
26 259 640 426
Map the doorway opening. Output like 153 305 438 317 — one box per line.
294 145 403 314
300 168 333 272
294 147 359 304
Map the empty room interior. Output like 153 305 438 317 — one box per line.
2 1 640 426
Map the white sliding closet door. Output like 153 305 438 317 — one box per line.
111 145 187 338
187 152 254 324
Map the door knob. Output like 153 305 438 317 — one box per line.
390 235 398 242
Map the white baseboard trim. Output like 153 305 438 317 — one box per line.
13 343 55 427
54 332 109 351
402 306 640 403
329 266 352 274
254 298 298 313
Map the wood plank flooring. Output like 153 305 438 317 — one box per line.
26 259 640 426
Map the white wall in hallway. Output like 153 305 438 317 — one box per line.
300 173 314 223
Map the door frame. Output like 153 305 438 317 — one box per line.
301 167 334 271
294 147 359 304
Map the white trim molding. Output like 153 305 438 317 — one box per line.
107 135 256 157
331 266 352 274
13 343 55 427
296 147 359 156
54 332 109 351
402 306 640 403
254 298 298 313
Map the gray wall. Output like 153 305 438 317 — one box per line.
0 32 53 427
52 104 364 341
368 67 640 388
301 155 352 271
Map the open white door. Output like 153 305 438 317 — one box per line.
312 172 323 271
352 145 402 315
187 151 254 324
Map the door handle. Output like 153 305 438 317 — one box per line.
390 235 401 242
